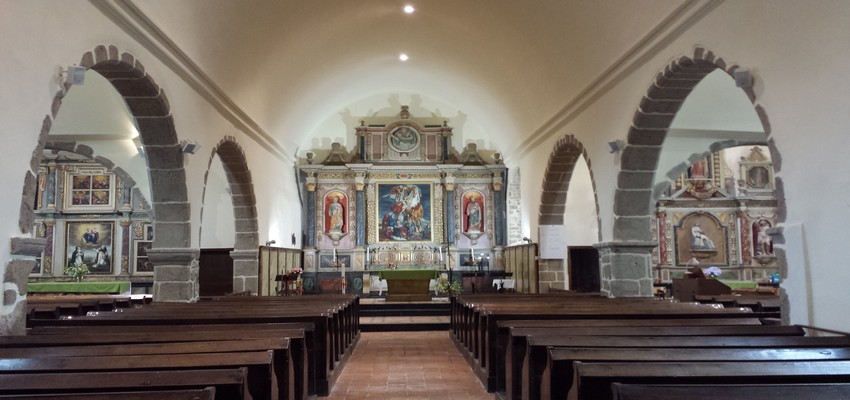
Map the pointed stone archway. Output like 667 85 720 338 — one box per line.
199 136 260 294
538 134 601 291
606 47 783 297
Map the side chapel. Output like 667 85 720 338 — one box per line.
294 107 507 295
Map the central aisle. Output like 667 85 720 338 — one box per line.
325 331 491 400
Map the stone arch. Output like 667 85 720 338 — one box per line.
608 47 783 297
538 134 601 239
537 134 602 291
199 136 260 294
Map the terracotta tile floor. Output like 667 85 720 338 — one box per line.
359 316 449 324
326 331 492 400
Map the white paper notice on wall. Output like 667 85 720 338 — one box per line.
539 225 568 259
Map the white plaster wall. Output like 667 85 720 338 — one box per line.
0 2 301 292
516 1 850 331
199 155 235 249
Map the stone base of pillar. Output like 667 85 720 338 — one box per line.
2 259 36 336
231 249 259 295
149 248 200 303
594 241 657 297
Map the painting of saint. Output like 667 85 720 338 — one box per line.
378 183 431 242
65 221 114 274
324 191 347 234
91 175 110 189
690 222 716 251
135 240 154 273
72 190 89 205
72 175 91 189
688 158 709 179
463 191 485 233
747 166 770 189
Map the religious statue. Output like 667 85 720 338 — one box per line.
466 197 482 232
756 220 773 256
690 223 716 250
327 195 344 233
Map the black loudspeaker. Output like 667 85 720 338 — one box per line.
733 69 752 88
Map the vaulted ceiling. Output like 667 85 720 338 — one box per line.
76 0 708 161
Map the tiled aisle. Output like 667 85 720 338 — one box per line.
325 331 492 400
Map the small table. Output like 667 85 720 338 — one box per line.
27 281 132 295
378 269 438 302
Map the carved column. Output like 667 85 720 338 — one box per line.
120 219 131 276
149 248 200 303
441 122 452 161
45 162 57 210
42 221 55 276
594 241 657 297
445 179 456 245
37 168 47 211
356 122 367 161
355 177 366 248
305 173 317 248
492 171 506 246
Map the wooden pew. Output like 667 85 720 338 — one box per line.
25 294 359 397
0 352 276 399
509 325 809 400
0 387 216 400
542 347 850 400
0 339 293 400
0 369 245 399
570 360 850 400
610 382 850 400
27 323 316 399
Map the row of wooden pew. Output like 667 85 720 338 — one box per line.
2 294 360 399
450 292 850 400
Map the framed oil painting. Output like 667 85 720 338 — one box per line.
320 254 350 269
134 240 154 275
377 182 432 242
65 221 114 275
64 167 115 212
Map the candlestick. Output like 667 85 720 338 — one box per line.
333 248 337 262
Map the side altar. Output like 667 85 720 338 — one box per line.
295 106 509 295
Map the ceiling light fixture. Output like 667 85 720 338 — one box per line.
399 53 409 62
403 5 415 14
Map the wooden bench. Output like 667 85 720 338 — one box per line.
570 360 850 400
27 323 310 400
0 386 215 400
542 347 850 400
610 382 850 400
508 325 809 400
0 369 244 399
25 294 359 397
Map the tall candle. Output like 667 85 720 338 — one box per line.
366 248 370 264
333 249 337 262
470 248 474 259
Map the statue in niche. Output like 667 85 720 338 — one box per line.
755 220 774 256
465 194 483 232
690 223 716 251
327 196 344 233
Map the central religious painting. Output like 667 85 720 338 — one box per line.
377 183 432 242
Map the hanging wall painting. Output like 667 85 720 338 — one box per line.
324 191 348 235
134 240 154 275
462 190 485 233
377 183 432 242
65 221 114 275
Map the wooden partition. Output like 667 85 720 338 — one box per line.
258 246 303 296
504 244 539 293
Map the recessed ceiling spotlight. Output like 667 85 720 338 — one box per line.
399 53 409 62
404 5 415 14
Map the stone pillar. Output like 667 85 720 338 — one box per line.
594 241 657 297
231 249 259 294
149 248 200 303
305 177 317 248
3 259 37 336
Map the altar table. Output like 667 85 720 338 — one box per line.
27 281 132 295
377 269 439 302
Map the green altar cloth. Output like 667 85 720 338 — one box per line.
27 281 132 294
378 269 439 280
719 280 759 290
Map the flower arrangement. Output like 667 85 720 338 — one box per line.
387 263 397 270
435 276 462 296
64 263 90 282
